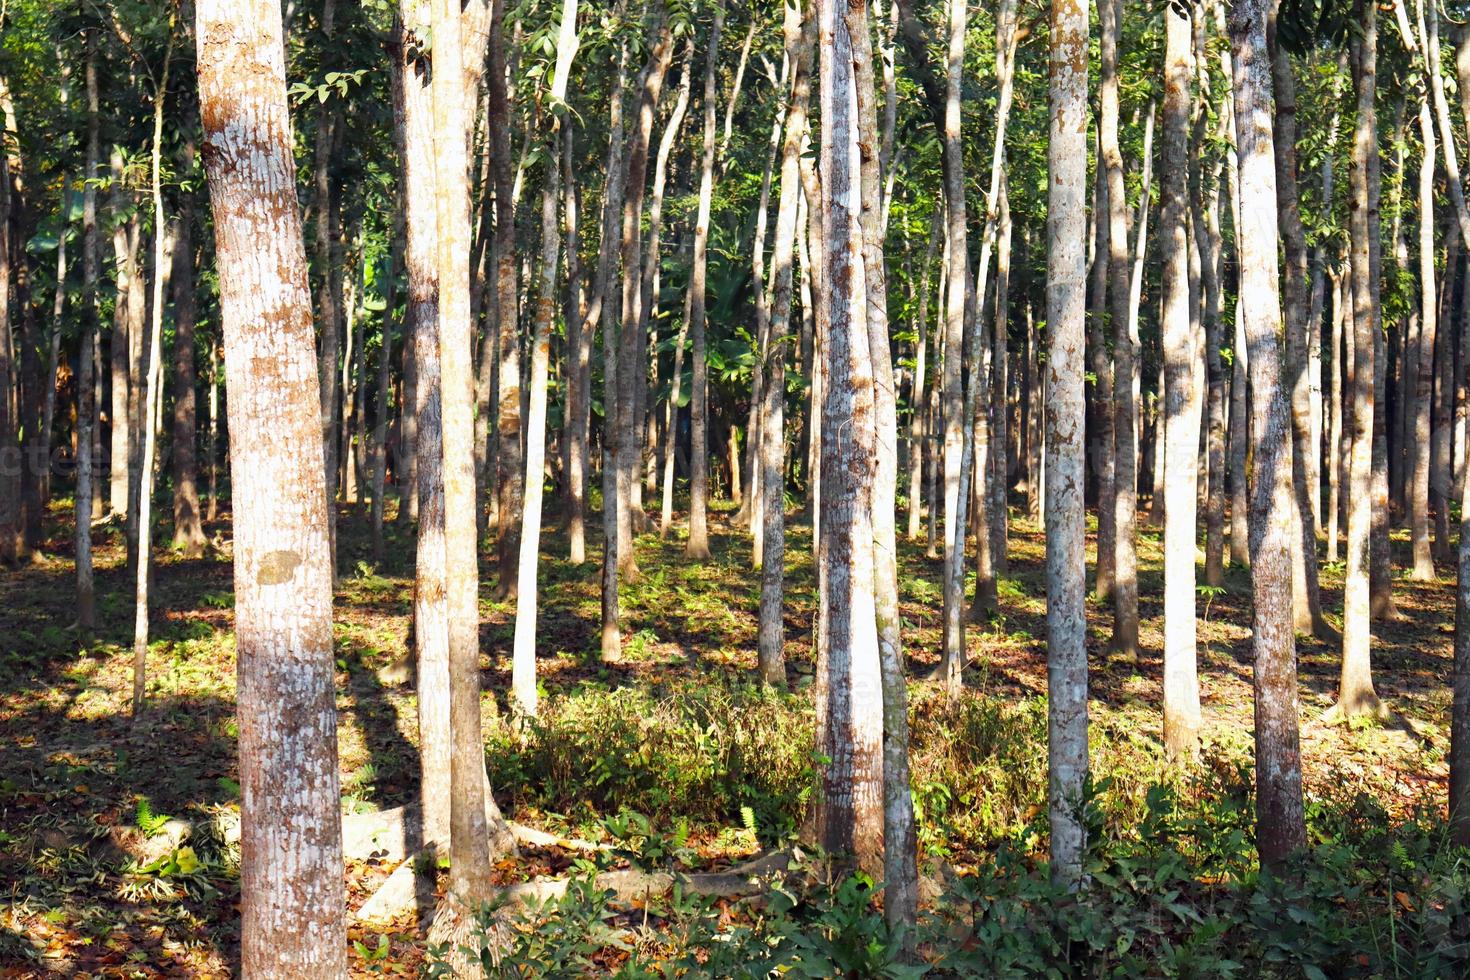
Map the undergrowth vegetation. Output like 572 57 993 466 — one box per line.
438 783 1470 977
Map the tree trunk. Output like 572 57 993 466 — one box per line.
1045 0 1089 888
758 0 812 688
813 0 884 880
132 40 175 716
311 0 343 580
1160 0 1200 762
908 212 940 540
196 1 348 969
171 192 207 558
846 0 918 929
75 29 101 632
371 223 403 563
1227 0 1308 867
564 121 591 562
1269 20 1332 640
686 0 723 560
1102 0 1139 653
1337 0 1386 721
1410 97 1437 581
511 134 562 719
490 0 524 595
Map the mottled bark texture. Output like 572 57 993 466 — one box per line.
814 0 885 880
1229 0 1307 866
1046 0 1090 889
196 1 348 971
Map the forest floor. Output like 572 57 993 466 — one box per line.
0 493 1456 976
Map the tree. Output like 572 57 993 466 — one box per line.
1046 0 1089 888
1102 0 1139 656
1228 0 1307 865
129 18 175 716
1335 0 1386 722
196 0 348 970
758 0 813 689
686 0 723 561
1160 0 1201 762
814 0 884 879
511 0 579 719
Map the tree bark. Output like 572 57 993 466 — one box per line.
1046 0 1090 888
813 0 884 881
1228 0 1308 866
171 190 206 559
686 1 723 560
1160 0 1201 762
1102 0 1139 653
1410 96 1437 581
1269 18 1332 640
1337 0 1386 721
758 0 813 688
197 1 348 969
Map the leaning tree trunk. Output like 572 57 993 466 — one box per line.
196 1 348 971
1045 0 1090 889
1228 0 1308 868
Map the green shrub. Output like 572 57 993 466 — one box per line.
485 682 816 838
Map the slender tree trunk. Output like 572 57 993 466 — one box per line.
908 213 940 540
1046 0 1089 888
490 0 524 594
75 32 101 631
1336 0 1386 721
1411 97 1437 581
1228 0 1307 867
311 0 343 580
564 122 591 562
371 223 403 562
171 191 206 558
758 1 813 687
1327 264 1345 561
939 0 969 688
511 135 562 719
1269 18 1332 640
1160 0 1201 761
132 38 174 717
1102 0 1139 653
1197 122 1228 589
197 2 348 970
597 40 634 661
687 1 724 560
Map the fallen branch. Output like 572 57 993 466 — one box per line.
353 848 792 924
